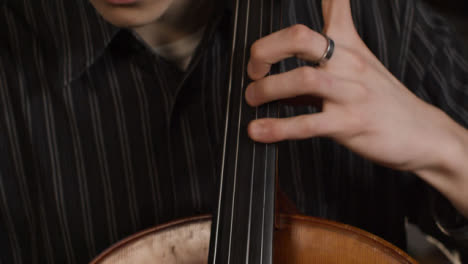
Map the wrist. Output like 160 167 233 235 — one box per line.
414 109 468 175
414 118 468 217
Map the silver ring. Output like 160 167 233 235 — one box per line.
313 34 335 67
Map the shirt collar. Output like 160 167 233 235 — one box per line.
7 0 120 86
7 0 230 87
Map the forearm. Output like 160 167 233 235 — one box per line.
414 114 468 219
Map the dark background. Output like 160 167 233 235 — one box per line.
425 0 468 43
425 0 468 15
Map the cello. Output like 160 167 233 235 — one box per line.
91 0 418 263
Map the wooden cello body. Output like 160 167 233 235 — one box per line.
91 214 416 263
91 0 417 263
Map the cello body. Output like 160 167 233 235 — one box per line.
91 213 416 263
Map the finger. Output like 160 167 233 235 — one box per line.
281 95 323 108
245 66 350 107
322 0 358 42
247 113 340 143
247 24 329 80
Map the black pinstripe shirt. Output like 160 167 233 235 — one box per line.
1 0 468 263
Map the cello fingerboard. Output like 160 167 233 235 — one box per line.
208 0 283 263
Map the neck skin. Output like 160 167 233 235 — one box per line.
132 0 215 48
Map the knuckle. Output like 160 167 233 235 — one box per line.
348 114 367 135
350 81 370 101
317 73 333 91
302 116 318 135
289 24 312 45
348 51 368 73
298 67 316 87
298 67 333 94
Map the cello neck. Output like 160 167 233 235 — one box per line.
208 0 282 263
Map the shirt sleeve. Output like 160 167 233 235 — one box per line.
403 0 468 258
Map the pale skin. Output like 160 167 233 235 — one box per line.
90 0 468 218
90 0 214 46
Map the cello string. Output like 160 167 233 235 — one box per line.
260 0 270 262
245 0 263 261
261 1 279 262
227 0 252 261
212 0 241 261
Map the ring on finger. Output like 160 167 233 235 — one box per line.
312 33 335 67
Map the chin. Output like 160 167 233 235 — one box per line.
89 0 172 28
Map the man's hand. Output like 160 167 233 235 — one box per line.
245 0 468 216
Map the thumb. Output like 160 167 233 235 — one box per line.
322 0 358 42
